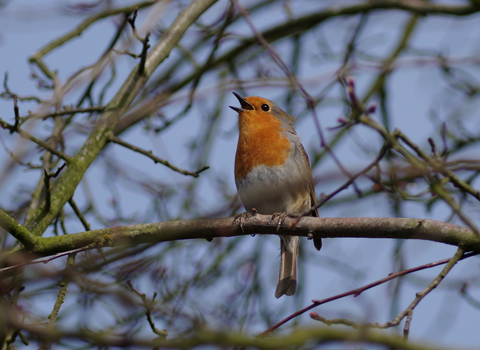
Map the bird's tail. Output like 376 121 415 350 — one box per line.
275 236 299 298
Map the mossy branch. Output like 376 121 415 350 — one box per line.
1 216 478 263
0 209 37 250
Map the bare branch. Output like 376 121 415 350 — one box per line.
43 163 68 213
0 118 71 161
107 132 209 177
127 281 168 339
22 106 106 122
68 198 91 232
263 249 473 336
137 32 151 76
1 72 42 102
28 1 157 63
0 245 95 274
40 253 77 350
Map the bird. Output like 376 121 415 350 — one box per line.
230 92 321 298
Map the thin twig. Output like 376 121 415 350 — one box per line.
395 248 464 339
0 118 71 161
111 48 142 58
347 76 480 234
295 143 389 218
1 72 42 103
43 163 68 213
68 198 91 231
430 181 480 236
260 249 474 337
0 245 95 274
125 7 152 75
403 310 413 338
0 134 42 169
460 283 480 308
107 132 209 177
8 329 29 346
396 130 480 203
138 32 151 76
11 95 20 133
40 253 77 350
22 106 106 122
43 170 52 213
127 280 168 339
127 8 145 42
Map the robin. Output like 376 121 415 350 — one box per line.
230 92 321 298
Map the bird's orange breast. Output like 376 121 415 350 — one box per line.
235 110 290 181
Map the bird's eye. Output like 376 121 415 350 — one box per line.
261 104 270 111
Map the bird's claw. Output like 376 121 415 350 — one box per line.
233 209 256 233
271 212 289 232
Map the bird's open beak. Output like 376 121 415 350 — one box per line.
230 92 254 113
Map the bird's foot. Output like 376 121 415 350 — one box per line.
233 209 256 234
271 212 290 232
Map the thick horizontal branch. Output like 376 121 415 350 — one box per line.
13 215 480 258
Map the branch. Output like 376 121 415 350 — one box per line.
107 132 209 177
24 0 219 237
11 95 20 133
125 7 151 76
299 142 388 217
394 247 464 338
28 1 156 63
309 248 466 339
137 32 151 76
127 281 168 339
40 253 77 350
0 245 95 274
0 209 37 250
43 163 67 213
342 80 480 236
126 7 145 42
0 118 71 161
1 72 42 102
2 215 479 262
460 283 480 309
68 198 91 231
396 130 480 203
22 106 106 122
